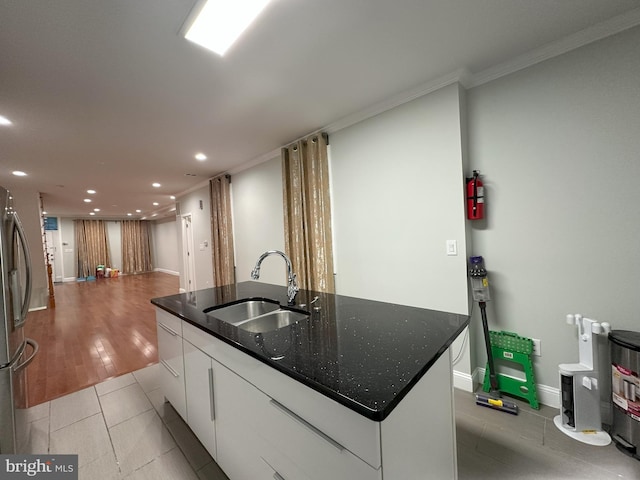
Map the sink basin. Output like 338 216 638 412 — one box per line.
205 298 280 325
237 309 309 334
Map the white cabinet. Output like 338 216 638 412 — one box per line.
156 308 457 480
156 309 186 420
183 339 217 459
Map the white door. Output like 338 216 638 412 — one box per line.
181 214 197 292
44 229 63 283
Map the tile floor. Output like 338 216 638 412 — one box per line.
22 365 640 479
23 364 228 480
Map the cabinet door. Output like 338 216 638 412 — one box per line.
156 318 186 420
183 339 217 459
214 360 275 479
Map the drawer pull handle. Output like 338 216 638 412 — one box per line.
160 359 179 378
158 322 179 336
208 367 216 421
269 399 345 452
260 457 286 480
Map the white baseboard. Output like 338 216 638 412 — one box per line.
154 268 179 276
453 370 474 392
454 367 561 409
63 277 77 282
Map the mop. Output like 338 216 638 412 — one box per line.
469 256 518 415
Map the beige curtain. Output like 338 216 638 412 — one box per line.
210 174 235 286
282 133 335 293
121 220 153 274
75 220 111 278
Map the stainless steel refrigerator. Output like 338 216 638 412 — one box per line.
0 186 39 454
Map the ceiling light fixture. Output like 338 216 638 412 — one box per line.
0 116 13 126
12 171 26 177
152 182 161 188
87 189 96 194
195 152 207 161
136 209 142 213
183 0 273 56
153 202 159 206
84 199 92 203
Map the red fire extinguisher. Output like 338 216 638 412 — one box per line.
466 170 484 220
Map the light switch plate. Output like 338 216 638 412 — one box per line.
446 240 457 256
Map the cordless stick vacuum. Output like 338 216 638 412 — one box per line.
469 256 519 415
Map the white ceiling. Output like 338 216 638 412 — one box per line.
1 0 639 219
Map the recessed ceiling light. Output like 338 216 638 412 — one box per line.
0 116 13 126
152 183 161 188
12 171 27 177
127 213 132 216
170 195 176 200
42 211 48 215
195 153 207 161
87 189 96 194
89 212 95 216
84 199 92 203
94 208 100 212
153 202 159 206
184 0 273 56
136 209 141 213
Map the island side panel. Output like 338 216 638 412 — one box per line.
380 348 457 480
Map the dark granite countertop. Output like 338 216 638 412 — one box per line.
151 281 469 421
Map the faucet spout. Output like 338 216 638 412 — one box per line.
251 250 299 305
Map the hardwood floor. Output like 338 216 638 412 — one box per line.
24 272 180 406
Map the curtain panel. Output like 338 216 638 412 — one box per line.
75 220 111 278
282 133 335 293
121 220 153 274
210 174 236 286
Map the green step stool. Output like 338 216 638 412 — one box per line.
482 330 540 409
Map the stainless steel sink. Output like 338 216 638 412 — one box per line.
236 309 309 333
204 298 309 333
205 299 280 325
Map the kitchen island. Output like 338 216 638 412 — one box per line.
152 281 469 479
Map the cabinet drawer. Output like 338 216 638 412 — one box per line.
156 319 186 420
156 308 182 337
263 398 381 480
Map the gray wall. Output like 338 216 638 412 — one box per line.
467 25 640 389
151 216 179 275
231 156 286 285
330 83 469 315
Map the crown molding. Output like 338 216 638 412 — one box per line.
468 7 640 88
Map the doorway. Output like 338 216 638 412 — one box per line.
44 228 63 283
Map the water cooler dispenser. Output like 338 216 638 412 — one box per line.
553 314 611 446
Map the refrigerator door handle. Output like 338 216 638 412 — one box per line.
10 211 32 328
0 341 26 370
13 338 39 373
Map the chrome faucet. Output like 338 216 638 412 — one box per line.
251 250 299 305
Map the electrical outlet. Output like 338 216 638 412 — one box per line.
532 338 541 356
